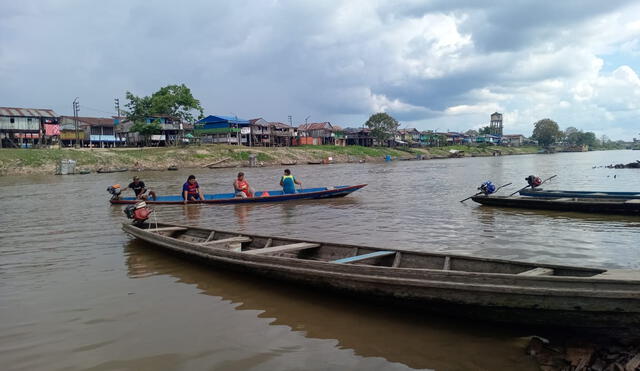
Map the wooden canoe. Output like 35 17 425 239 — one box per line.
123 222 640 330
471 195 640 215
519 189 640 199
111 184 366 205
97 167 128 173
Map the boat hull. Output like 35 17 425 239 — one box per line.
472 195 640 215
123 222 640 330
111 184 366 205
520 189 640 199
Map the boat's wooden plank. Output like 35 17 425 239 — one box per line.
392 252 402 268
148 227 188 232
200 236 252 246
245 242 320 255
593 269 640 280
264 238 272 248
443 256 451 270
204 231 215 242
518 267 554 276
333 250 395 264
625 199 640 204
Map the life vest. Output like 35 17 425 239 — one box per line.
281 175 296 194
185 181 199 195
236 179 251 196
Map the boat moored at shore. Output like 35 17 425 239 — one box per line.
123 222 640 330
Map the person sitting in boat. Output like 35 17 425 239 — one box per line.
122 176 157 200
183 175 204 203
280 169 301 194
233 172 254 198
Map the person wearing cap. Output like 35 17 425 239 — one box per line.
279 169 302 194
233 172 254 198
122 176 157 200
183 175 204 203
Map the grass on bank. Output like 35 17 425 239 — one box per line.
0 144 540 175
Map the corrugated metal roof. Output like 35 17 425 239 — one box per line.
60 116 115 127
298 122 333 131
0 107 58 117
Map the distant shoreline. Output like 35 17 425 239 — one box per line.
0 144 540 176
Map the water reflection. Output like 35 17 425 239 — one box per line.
124 240 538 371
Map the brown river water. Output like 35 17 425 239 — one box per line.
1 150 639 370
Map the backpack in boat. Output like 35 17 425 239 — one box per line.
525 175 542 188
478 181 496 195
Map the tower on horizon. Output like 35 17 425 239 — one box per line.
489 112 503 136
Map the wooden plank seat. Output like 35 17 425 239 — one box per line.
200 236 252 246
148 226 188 232
518 267 554 276
333 250 395 264
245 242 320 255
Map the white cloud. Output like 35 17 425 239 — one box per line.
1 0 639 139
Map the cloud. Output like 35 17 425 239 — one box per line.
0 0 639 139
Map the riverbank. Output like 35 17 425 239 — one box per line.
0 144 539 175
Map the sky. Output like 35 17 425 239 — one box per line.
1 0 639 140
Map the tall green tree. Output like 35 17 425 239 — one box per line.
478 126 491 135
531 119 562 147
125 83 204 123
130 120 162 146
364 112 399 146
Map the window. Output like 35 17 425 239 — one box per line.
10 118 15 123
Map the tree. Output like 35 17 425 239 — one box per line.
531 119 561 147
364 112 399 146
125 83 204 123
478 126 491 135
465 129 479 137
130 120 162 146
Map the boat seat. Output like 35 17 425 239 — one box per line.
518 267 554 276
624 199 640 204
148 227 188 232
245 242 320 255
200 236 252 246
333 250 395 264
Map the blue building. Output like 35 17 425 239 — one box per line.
195 115 250 145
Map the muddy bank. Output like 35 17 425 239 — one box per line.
527 336 640 371
0 144 539 176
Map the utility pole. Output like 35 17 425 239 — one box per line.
73 97 80 148
288 115 292 127
114 98 120 147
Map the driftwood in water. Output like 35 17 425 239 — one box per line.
203 157 231 168
527 336 640 371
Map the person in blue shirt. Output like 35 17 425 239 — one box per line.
279 169 302 194
182 175 204 203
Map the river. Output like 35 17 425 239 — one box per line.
1 150 639 370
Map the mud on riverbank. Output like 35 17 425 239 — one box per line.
0 144 539 175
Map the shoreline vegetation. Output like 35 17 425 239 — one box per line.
1 144 540 176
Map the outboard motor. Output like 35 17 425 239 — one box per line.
525 175 542 188
124 201 153 224
107 184 122 200
478 181 496 195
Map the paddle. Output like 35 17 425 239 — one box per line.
508 174 557 196
460 182 512 203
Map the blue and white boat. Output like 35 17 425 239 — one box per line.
111 184 367 205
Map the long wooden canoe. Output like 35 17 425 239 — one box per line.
520 189 640 199
123 222 640 330
472 195 640 215
111 184 366 205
